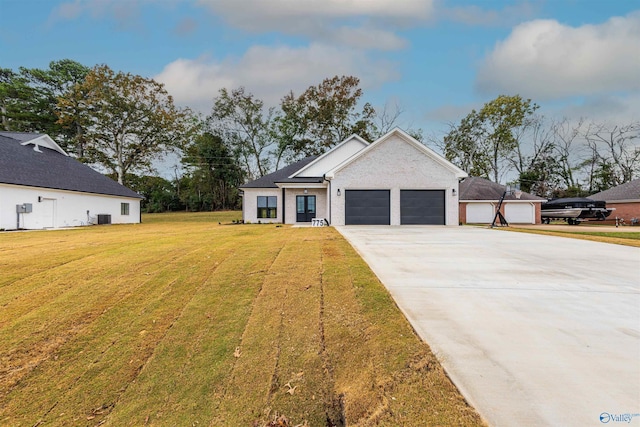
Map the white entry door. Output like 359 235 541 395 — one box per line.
41 199 56 228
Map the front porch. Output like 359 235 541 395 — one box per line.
278 183 329 225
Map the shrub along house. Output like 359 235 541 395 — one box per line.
458 176 546 224
0 132 142 230
240 128 468 226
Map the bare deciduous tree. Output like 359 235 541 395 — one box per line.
584 121 640 186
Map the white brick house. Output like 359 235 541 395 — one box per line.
240 128 467 226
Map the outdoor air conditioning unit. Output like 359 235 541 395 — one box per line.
97 214 111 224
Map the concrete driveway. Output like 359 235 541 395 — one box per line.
336 226 640 427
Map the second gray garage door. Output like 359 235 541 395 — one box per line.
401 190 445 225
345 190 390 225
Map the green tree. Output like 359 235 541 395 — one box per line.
126 175 183 213
0 67 37 131
444 95 539 182
443 112 491 178
181 132 245 211
276 75 376 160
58 65 197 184
208 87 275 180
0 60 90 152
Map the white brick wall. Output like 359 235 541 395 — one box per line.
329 134 460 225
241 188 282 223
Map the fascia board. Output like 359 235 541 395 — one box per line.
20 134 68 156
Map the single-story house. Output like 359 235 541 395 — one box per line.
590 179 640 221
0 132 142 230
240 128 468 226
459 176 546 224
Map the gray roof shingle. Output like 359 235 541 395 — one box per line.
459 176 545 201
590 179 640 201
239 156 321 188
0 133 141 198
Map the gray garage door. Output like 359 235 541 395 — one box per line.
345 190 390 225
401 190 445 225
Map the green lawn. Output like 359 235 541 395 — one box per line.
0 212 482 426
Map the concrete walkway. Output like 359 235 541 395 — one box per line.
336 226 640 427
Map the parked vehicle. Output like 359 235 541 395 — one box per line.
541 197 614 225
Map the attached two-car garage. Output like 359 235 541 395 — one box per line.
345 189 445 225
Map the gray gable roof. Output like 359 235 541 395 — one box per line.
590 179 640 201
0 133 141 199
0 132 43 142
239 156 321 188
459 176 545 201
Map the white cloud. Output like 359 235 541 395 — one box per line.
155 44 399 113
439 2 537 27
476 12 640 100
549 93 640 126
196 0 434 50
49 0 143 29
424 103 481 124
197 0 433 24
324 26 408 51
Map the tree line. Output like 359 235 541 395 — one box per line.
441 95 639 198
2 60 638 212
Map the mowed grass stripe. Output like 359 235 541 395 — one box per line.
322 233 483 425
0 241 216 399
0 237 196 327
104 229 289 426
264 232 343 426
210 231 320 425
0 227 158 288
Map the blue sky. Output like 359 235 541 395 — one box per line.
1 0 639 139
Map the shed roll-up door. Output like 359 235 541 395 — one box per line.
400 190 445 225
345 190 390 225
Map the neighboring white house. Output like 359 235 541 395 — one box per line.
240 128 467 226
0 132 142 230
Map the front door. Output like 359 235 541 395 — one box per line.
296 195 316 222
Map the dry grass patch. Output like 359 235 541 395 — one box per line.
505 227 640 247
0 213 483 426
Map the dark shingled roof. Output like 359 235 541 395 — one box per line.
0 133 141 199
239 156 321 188
590 179 640 201
459 176 545 201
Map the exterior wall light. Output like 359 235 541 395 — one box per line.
452 188 457 196
304 188 308 194
337 189 341 196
